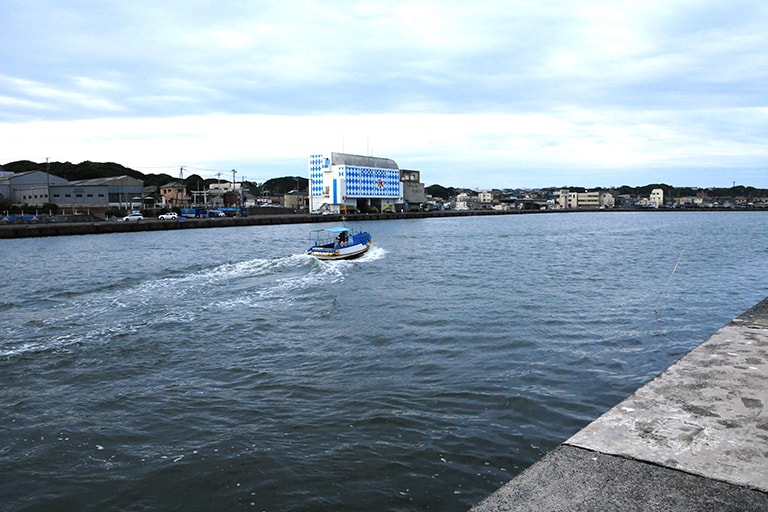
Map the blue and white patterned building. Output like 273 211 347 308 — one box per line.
309 152 404 213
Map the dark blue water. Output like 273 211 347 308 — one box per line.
2 212 767 511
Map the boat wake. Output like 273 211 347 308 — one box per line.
357 245 387 261
0 249 383 358
309 245 386 265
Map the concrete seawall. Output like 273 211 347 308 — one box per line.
0 209 545 239
2 208 761 239
471 297 768 511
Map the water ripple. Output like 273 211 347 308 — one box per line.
1 212 767 511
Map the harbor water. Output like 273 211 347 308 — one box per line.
1 211 767 511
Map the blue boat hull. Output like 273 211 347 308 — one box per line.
307 232 372 260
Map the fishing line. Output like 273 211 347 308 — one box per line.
653 249 684 313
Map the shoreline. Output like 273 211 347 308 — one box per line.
0 207 764 239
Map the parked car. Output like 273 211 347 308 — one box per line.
208 210 226 217
158 212 178 220
122 213 144 222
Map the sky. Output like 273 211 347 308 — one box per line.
1 0 766 189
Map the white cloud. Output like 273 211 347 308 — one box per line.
0 0 765 188
2 106 764 187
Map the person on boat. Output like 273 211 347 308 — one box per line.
337 230 348 246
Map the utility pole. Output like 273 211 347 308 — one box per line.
178 166 185 208
45 157 50 206
240 175 246 213
231 169 237 209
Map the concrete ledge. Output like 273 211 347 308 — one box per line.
472 297 768 511
471 445 768 512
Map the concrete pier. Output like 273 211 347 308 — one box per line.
471 298 768 511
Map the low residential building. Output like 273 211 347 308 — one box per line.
615 194 635 208
284 191 308 211
673 196 700 207
208 182 241 192
159 181 188 207
478 191 493 204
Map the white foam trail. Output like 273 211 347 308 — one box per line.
360 246 387 261
0 248 384 357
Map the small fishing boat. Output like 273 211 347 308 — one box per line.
306 225 372 260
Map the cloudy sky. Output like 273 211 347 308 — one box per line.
1 1 766 188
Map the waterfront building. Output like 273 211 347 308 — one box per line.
309 152 405 214
557 189 615 209
0 171 66 206
0 171 143 210
650 188 664 208
401 169 426 210
59 176 146 210
602 192 616 208
478 191 493 204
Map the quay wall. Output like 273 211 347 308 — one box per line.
470 297 768 511
1 208 762 239
0 209 547 239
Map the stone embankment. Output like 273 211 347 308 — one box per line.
470 297 768 511
0 209 540 239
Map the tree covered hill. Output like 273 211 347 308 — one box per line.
2 160 174 189
3 160 765 199
1 160 309 194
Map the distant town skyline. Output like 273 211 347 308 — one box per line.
1 1 766 189
3 159 768 195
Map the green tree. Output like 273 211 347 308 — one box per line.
425 184 456 200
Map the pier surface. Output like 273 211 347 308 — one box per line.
471 298 768 511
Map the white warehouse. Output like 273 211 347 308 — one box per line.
309 152 404 214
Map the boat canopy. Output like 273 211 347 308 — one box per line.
323 227 351 233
